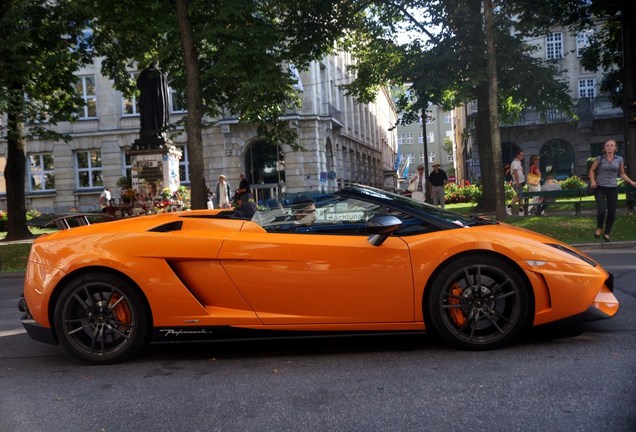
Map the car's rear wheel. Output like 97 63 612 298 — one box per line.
53 273 149 364
426 255 529 350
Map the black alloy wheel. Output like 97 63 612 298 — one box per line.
427 255 529 350
53 272 148 364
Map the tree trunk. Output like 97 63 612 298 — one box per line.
4 86 34 241
474 84 497 212
483 0 506 220
175 0 207 210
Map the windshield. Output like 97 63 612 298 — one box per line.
251 185 493 234
342 185 492 228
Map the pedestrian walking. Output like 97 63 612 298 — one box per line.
589 139 636 241
428 163 448 208
408 165 426 203
506 150 525 215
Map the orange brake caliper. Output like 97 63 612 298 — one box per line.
449 283 466 326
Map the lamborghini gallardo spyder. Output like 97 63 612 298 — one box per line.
19 184 619 364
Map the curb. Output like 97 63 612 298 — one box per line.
0 272 24 279
571 241 636 250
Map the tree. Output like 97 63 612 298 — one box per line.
342 0 582 214
88 0 365 209
577 1 636 176
0 0 93 240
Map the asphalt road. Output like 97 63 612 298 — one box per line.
0 249 635 432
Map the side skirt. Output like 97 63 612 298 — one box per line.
152 327 425 343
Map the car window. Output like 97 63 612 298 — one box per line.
253 195 437 236
254 195 372 234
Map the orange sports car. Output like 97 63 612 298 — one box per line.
19 184 619 364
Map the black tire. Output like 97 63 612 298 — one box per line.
426 255 529 350
53 272 149 364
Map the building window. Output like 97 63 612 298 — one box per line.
407 153 415 164
546 33 563 60
176 144 190 184
75 76 97 119
28 153 55 192
397 134 404 145
446 154 454 162
444 112 452 123
578 79 596 98
121 151 133 180
170 87 186 113
75 150 103 189
122 73 140 116
576 31 592 57
418 132 423 144
405 133 414 144
427 131 434 143
122 95 139 116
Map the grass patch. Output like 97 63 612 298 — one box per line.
0 242 33 273
0 228 54 273
446 201 636 244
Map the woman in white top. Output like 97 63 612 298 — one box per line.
409 165 426 202
213 175 233 208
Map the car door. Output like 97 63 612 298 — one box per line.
218 229 414 325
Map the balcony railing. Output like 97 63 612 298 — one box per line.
506 96 622 127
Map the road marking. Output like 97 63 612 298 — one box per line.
0 329 27 337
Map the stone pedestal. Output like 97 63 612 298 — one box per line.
127 144 182 206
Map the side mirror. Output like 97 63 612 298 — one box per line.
366 215 402 246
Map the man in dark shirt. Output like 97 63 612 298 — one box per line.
428 163 449 208
236 173 251 206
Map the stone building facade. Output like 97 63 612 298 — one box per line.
0 52 398 213
395 106 456 188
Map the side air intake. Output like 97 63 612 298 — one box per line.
148 221 183 233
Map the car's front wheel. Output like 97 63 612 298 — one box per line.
426 255 529 350
53 272 149 364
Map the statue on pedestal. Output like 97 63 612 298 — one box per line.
134 62 170 149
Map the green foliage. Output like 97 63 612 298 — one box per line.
0 1 93 130
444 177 593 204
0 209 41 232
444 183 482 204
559 175 587 190
89 0 365 209
445 181 521 204
578 4 624 107
91 0 361 146
116 176 132 189
0 0 93 240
